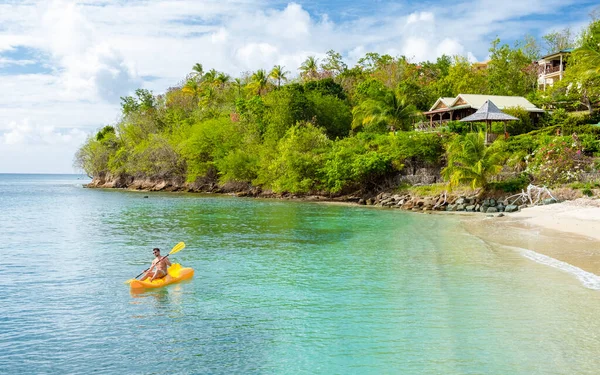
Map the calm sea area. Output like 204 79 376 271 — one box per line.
1 174 599 374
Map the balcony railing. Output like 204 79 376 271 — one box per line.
415 120 449 132
543 65 561 74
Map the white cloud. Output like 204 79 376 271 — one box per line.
436 38 466 57
407 11 435 24
235 43 280 71
61 43 140 102
0 119 90 173
402 37 431 62
0 73 120 130
0 119 88 146
0 58 36 67
263 2 312 40
40 0 94 58
35 1 140 102
211 28 229 44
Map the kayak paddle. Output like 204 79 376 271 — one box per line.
124 242 186 284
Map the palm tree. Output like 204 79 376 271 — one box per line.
182 78 201 102
299 56 319 81
250 69 269 95
191 63 203 79
201 85 216 102
351 91 417 133
232 78 245 96
202 69 218 84
198 85 220 116
441 132 508 191
269 65 289 88
215 72 231 88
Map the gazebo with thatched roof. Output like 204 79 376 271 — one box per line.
460 100 518 143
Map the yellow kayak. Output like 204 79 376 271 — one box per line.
129 263 194 290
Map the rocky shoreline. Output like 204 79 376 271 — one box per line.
366 192 557 214
87 174 561 214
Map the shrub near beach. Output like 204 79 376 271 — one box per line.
525 135 593 186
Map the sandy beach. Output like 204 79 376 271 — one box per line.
507 199 600 241
464 198 600 284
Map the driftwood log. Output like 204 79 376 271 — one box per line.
506 184 556 206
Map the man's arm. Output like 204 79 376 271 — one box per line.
156 256 171 267
144 261 153 275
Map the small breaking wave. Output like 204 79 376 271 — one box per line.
508 245 600 290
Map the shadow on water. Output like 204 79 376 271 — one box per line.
129 280 193 306
130 287 171 301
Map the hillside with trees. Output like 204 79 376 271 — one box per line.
76 17 600 201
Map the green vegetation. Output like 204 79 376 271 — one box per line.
569 181 600 197
76 18 600 196
403 183 449 197
442 132 508 191
488 174 530 193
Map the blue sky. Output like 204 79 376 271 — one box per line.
0 0 597 173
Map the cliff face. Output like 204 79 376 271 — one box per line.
88 174 184 190
87 174 133 189
86 174 268 196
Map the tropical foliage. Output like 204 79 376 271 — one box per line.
525 135 593 186
442 132 507 190
351 82 417 133
76 18 600 196
269 65 289 88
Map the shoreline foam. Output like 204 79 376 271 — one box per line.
518 246 600 290
464 198 600 289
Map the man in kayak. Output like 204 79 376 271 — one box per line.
140 248 172 282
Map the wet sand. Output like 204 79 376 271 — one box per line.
464 199 600 280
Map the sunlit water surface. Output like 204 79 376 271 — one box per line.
1 174 599 374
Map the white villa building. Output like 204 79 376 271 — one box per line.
537 49 572 90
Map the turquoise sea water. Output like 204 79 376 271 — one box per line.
1 174 600 374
